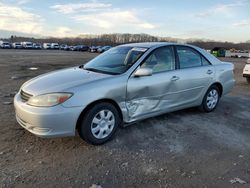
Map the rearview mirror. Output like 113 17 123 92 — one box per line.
134 68 153 77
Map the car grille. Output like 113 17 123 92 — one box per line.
20 90 33 102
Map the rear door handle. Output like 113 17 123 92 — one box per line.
207 70 213 75
171 76 180 81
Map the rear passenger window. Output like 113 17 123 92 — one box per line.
177 46 202 69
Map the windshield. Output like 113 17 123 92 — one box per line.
83 46 148 75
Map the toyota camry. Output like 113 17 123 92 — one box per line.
14 42 235 145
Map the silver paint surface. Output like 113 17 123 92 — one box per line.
14 42 235 137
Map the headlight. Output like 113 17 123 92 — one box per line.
27 93 73 107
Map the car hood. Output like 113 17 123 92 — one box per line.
21 67 112 95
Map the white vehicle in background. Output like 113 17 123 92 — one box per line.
51 43 59 49
0 41 11 49
12 42 22 49
243 59 250 83
21 42 33 49
43 43 51 49
226 50 250 58
33 43 42 49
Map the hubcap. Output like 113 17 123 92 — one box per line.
206 89 219 110
91 110 115 139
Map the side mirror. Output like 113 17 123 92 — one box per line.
134 67 153 77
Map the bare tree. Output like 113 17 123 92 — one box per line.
2 34 250 50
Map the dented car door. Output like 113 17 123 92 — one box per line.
126 46 179 120
126 69 182 120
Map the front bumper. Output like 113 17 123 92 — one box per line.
14 93 84 138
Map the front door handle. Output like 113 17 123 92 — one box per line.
171 76 180 81
207 70 213 75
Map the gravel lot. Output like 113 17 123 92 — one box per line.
0 50 249 188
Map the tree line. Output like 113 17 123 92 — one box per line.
2 33 250 50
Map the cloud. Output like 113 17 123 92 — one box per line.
50 2 112 14
16 0 31 5
73 10 157 30
55 27 75 37
0 0 31 5
0 2 43 35
138 23 156 29
51 1 157 32
233 20 250 27
195 1 247 18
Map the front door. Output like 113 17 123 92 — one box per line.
126 46 179 121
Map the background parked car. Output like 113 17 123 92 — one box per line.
33 43 42 49
12 42 22 49
226 50 250 58
60 44 70 50
90 46 101 53
60 44 67 50
97 46 112 53
69 46 78 51
21 42 33 49
60 44 65 50
43 43 51 49
89 46 95 52
243 59 250 83
51 43 59 50
0 41 11 49
64 45 70 51
76 45 89 51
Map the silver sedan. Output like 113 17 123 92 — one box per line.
14 42 235 145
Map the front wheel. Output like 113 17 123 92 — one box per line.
199 85 220 112
78 102 121 145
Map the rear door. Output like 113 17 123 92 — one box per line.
172 45 215 106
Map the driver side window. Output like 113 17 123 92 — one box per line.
141 46 175 73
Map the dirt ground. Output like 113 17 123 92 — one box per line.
0 50 249 188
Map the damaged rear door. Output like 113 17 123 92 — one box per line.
126 46 180 121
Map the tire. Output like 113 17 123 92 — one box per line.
246 77 250 84
199 85 220 112
78 102 121 145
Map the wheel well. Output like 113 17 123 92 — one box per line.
212 82 223 96
76 99 123 130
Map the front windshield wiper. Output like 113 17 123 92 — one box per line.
81 66 120 75
83 67 100 73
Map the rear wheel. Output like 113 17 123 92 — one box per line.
199 85 220 112
246 77 250 84
78 102 121 145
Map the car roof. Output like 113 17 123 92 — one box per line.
120 42 222 65
120 42 207 49
120 42 176 48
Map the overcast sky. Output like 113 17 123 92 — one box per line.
0 0 250 42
